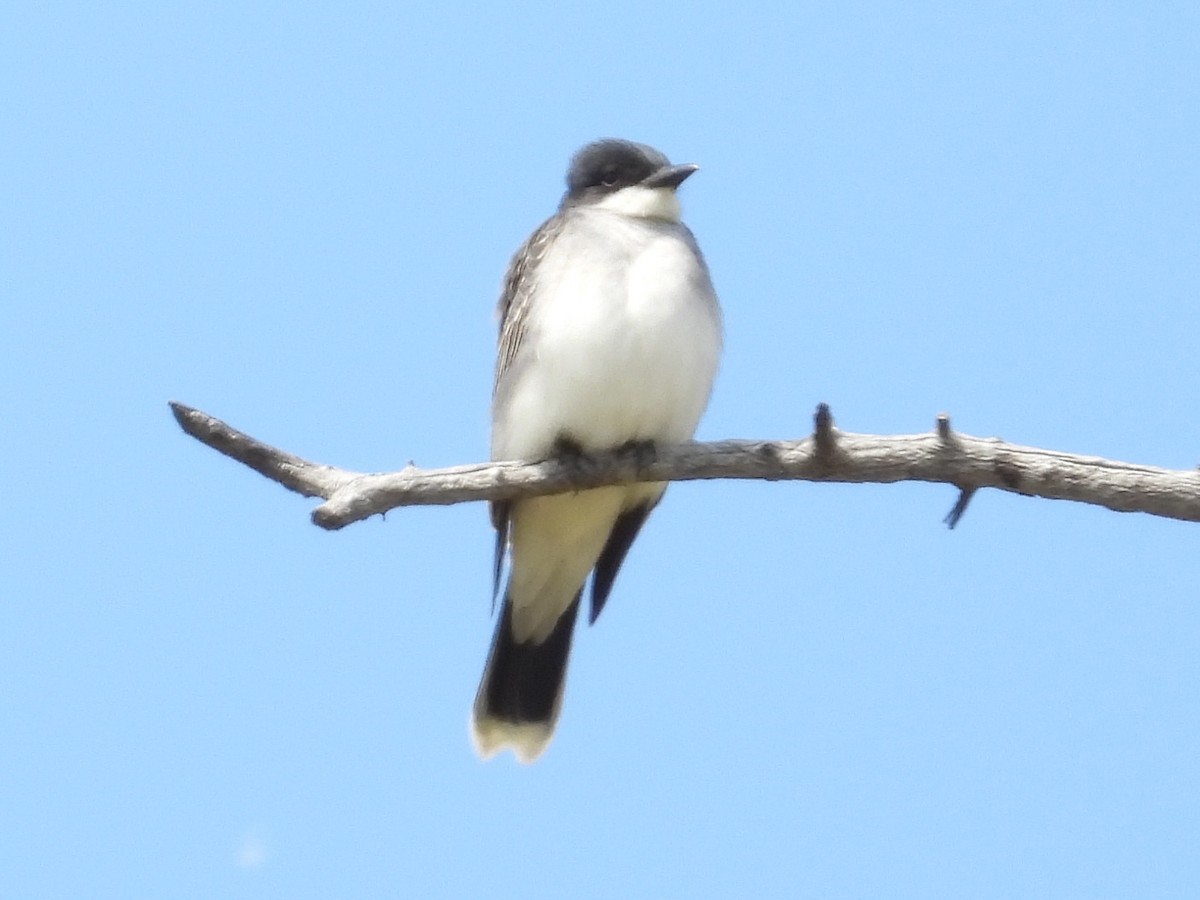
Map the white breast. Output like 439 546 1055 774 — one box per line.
493 210 721 461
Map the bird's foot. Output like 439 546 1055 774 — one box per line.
615 439 658 468
551 435 602 479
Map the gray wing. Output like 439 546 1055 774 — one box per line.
589 499 657 624
494 215 561 396
489 214 563 568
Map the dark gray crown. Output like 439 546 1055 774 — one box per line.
563 139 672 202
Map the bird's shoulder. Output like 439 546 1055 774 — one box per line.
494 212 570 393
497 214 565 322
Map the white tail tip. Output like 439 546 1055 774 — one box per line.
470 714 555 764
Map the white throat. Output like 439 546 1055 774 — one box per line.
594 185 681 222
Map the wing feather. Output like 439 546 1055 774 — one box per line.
494 216 561 394
489 215 563 552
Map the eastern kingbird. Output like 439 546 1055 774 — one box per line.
471 139 723 762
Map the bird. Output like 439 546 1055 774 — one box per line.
471 138 723 763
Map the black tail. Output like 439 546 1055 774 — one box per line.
470 591 581 763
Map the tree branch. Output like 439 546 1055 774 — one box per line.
169 401 1200 531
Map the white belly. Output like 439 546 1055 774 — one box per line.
493 225 721 461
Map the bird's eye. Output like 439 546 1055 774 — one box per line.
600 168 619 186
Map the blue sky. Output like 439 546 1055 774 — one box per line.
4 2 1199 897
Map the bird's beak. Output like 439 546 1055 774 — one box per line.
641 162 699 190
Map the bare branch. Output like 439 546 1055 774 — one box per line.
170 402 357 498
168 401 1200 531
